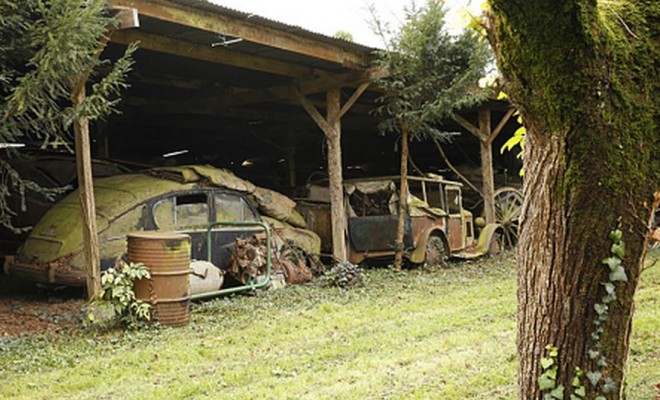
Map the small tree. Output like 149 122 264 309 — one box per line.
370 0 490 269
0 0 135 232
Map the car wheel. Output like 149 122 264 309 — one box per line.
487 231 504 257
425 235 448 268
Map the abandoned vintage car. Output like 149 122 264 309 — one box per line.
4 165 320 287
344 174 504 265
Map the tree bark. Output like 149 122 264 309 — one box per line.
488 0 658 398
394 125 409 270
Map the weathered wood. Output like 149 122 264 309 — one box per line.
479 108 496 224
451 112 483 141
71 84 101 298
334 81 370 123
325 89 347 262
394 125 409 270
111 30 313 78
225 68 382 107
108 0 369 67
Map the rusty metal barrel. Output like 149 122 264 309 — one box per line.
128 232 191 327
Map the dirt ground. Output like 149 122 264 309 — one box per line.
0 272 85 337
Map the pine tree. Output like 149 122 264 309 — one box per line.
0 0 135 232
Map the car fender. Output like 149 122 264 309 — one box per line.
409 227 448 264
475 223 504 255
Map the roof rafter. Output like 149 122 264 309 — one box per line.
108 0 370 67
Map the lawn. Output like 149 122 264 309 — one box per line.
1 250 658 399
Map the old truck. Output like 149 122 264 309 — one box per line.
344 175 504 265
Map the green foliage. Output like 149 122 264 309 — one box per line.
0 0 136 231
370 0 490 140
85 261 151 329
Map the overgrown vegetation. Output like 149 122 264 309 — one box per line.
85 261 152 330
1 252 657 399
0 0 135 231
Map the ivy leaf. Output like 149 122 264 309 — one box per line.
597 357 607 367
541 357 555 369
609 266 628 282
595 397 606 400
588 349 599 360
586 371 602 386
609 229 622 242
601 257 621 271
602 282 615 294
550 385 564 399
602 377 618 393
539 373 556 391
601 293 616 304
574 386 586 397
611 242 625 258
594 303 608 315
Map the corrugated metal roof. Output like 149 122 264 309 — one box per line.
167 0 377 53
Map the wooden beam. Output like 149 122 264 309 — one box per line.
108 0 369 67
292 88 334 135
334 81 371 123
111 29 313 78
223 68 383 107
489 107 516 145
451 112 483 141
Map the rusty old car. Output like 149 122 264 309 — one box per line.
4 165 320 287
344 174 504 265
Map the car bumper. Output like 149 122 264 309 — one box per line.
3 256 86 286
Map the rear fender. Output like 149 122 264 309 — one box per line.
410 227 448 264
475 223 503 255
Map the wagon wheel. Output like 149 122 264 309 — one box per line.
494 187 523 248
425 235 448 268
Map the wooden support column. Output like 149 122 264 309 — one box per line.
72 84 101 297
326 89 347 262
452 106 515 224
478 108 495 223
293 81 370 262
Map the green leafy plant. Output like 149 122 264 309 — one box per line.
85 261 151 329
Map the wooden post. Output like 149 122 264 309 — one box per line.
293 81 370 263
72 84 101 298
452 106 514 225
478 107 495 224
326 89 347 262
394 125 409 270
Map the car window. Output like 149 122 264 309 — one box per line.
153 193 210 230
427 183 445 209
214 192 257 222
445 187 462 214
408 180 425 203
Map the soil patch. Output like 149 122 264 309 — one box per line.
0 273 85 337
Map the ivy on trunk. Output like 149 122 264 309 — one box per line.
487 0 659 398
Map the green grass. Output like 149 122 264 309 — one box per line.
1 250 658 399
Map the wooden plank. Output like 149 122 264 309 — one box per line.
292 88 334 135
111 29 313 78
108 0 369 67
71 84 101 297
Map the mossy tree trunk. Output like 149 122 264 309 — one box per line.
488 0 658 398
